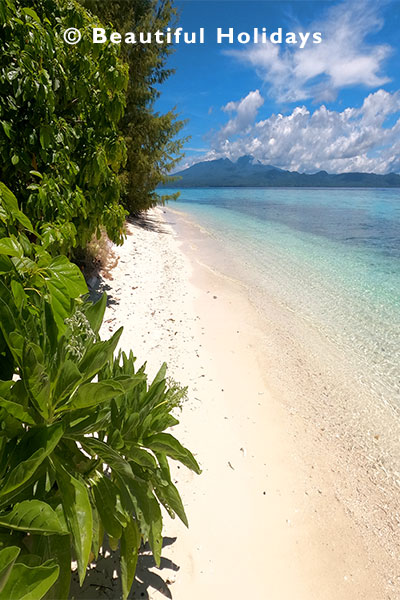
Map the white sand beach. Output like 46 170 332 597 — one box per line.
78 207 399 600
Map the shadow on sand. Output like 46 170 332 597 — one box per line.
70 537 179 599
127 212 171 235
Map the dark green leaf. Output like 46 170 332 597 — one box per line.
0 237 23 258
120 517 140 600
52 360 82 407
144 433 201 474
0 397 35 426
92 475 126 539
47 256 87 298
0 423 64 506
0 546 20 594
0 559 59 600
65 376 144 412
53 459 92 585
0 501 68 535
85 293 107 334
78 328 123 381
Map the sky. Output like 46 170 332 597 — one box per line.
154 0 400 174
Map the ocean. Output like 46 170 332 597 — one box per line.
166 187 400 416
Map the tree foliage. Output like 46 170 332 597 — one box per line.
83 0 188 213
0 0 129 253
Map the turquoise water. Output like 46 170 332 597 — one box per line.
166 188 400 407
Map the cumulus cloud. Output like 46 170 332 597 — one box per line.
203 89 400 174
219 90 264 137
225 0 392 102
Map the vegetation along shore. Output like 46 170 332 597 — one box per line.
0 0 399 598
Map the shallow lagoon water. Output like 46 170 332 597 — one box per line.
166 187 400 410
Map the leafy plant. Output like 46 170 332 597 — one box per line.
0 183 200 599
82 0 188 214
0 0 129 253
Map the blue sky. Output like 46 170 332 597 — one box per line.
155 0 400 174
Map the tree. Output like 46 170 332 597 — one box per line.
82 0 188 214
0 0 129 253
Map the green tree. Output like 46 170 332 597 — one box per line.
0 0 128 253
83 0 188 214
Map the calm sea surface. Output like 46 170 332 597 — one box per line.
166 188 400 408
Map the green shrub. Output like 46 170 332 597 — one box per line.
0 0 128 253
0 184 200 599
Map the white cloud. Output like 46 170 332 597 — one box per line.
225 0 392 102
219 90 264 137
203 89 400 174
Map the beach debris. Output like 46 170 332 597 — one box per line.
228 461 235 470
240 447 246 457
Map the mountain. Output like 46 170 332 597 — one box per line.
163 156 400 188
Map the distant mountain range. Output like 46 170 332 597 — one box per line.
163 156 400 188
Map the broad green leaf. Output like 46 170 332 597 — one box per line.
0 184 18 214
47 256 87 298
91 504 100 560
11 255 36 275
0 255 13 274
39 126 51 150
0 547 20 594
65 376 144 412
120 518 140 600
150 363 167 388
78 328 123 381
22 342 50 419
128 446 157 469
8 332 25 363
81 438 133 482
0 423 64 506
0 397 35 426
14 210 34 232
0 560 59 600
81 438 148 535
155 451 188 526
155 479 188 527
0 122 12 140
0 501 68 535
11 280 25 310
144 433 201 474
145 489 162 566
0 381 13 398
22 7 41 23
52 360 82 407
85 293 107 334
0 237 23 258
92 475 127 539
46 279 70 333
53 460 92 585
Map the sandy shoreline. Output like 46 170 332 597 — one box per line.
76 207 398 599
